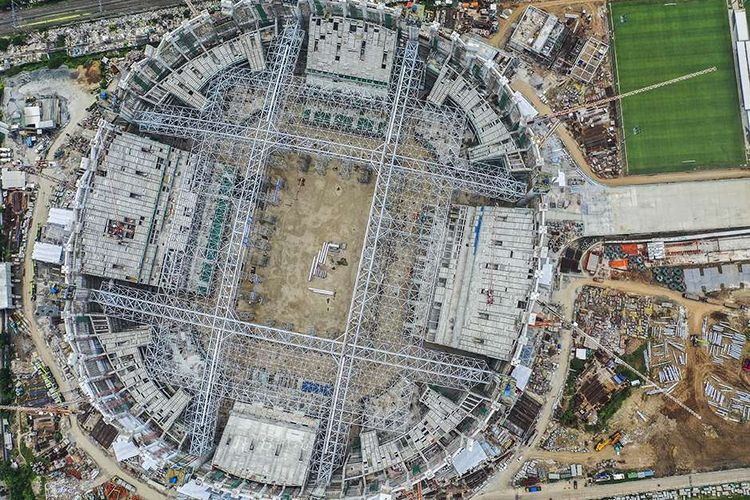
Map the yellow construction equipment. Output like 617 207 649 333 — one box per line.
595 430 622 451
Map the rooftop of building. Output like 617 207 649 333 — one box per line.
77 126 189 285
508 6 567 61
306 17 397 93
429 206 538 361
212 403 319 486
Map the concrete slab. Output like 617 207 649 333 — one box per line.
581 178 750 237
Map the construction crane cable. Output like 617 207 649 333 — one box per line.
538 301 702 421
534 66 717 147
541 66 717 120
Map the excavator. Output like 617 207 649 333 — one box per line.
594 430 622 452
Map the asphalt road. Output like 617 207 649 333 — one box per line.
482 467 750 499
0 0 185 35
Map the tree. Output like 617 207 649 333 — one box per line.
0 460 35 499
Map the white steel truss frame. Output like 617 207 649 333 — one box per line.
86 18 529 493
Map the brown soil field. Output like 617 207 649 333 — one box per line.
238 164 374 337
647 337 750 475
77 60 102 85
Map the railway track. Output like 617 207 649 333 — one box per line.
0 0 185 35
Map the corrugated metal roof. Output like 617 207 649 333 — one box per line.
0 263 12 309
48 207 75 230
1 169 26 190
737 41 750 110
32 242 63 264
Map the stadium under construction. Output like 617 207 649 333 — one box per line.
61 0 548 496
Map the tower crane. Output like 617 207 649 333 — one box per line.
184 0 199 16
0 404 77 415
538 301 703 421
25 161 75 190
535 66 717 146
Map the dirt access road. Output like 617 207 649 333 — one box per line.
482 309 574 491
21 173 168 498
502 0 750 186
554 276 722 333
490 0 606 47
511 79 750 186
546 278 750 472
481 275 738 495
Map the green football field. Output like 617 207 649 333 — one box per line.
609 0 746 174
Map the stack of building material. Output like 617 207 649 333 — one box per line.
308 241 341 282
703 322 746 364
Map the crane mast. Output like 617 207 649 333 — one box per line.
544 66 717 119
535 66 717 146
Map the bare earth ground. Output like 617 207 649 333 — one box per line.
512 77 750 186
551 277 750 476
238 164 374 337
490 0 606 47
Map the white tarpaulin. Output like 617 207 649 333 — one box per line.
112 437 139 462
177 481 212 500
511 364 533 391
32 242 62 264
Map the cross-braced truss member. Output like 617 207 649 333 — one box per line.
90 19 529 491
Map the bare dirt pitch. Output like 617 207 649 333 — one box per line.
238 162 375 337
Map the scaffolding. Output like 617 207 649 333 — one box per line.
85 10 532 494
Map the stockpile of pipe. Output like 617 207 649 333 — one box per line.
658 364 680 384
730 390 750 422
705 376 750 421
670 341 686 366
728 333 746 360
705 323 746 362
707 325 725 362
704 379 727 409
308 241 340 282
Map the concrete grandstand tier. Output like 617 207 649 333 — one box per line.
306 16 397 93
213 403 319 486
429 206 539 361
64 0 545 496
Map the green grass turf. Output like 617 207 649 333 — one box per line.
609 0 746 174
